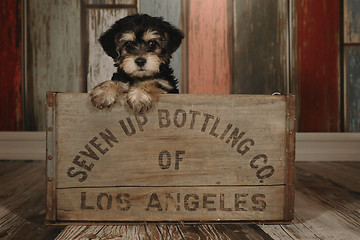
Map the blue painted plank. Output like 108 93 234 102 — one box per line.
139 0 183 91
345 46 360 132
344 0 360 43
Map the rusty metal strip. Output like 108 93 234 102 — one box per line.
46 92 57 222
284 94 296 221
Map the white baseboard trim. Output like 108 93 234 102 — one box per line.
296 133 360 161
0 132 359 161
0 131 46 160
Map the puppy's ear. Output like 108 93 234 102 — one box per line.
99 16 133 59
99 27 119 60
164 24 184 55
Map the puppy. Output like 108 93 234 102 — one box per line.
91 14 184 113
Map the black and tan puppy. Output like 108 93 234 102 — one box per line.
91 14 183 113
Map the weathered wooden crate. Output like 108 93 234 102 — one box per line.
46 93 295 224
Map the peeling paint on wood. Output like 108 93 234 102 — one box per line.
233 0 289 95
26 0 137 130
26 0 82 130
344 0 360 43
345 46 360 132
297 0 340 132
86 8 137 92
139 0 183 90
187 0 232 94
0 0 22 130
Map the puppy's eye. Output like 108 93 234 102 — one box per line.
148 40 159 49
124 41 135 49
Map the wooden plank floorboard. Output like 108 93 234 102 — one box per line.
297 161 360 193
260 162 360 240
156 225 184 240
0 161 65 240
56 224 273 239
1 161 359 239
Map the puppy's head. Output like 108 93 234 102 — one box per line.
99 14 184 78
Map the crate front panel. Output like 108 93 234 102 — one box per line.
57 186 285 221
53 93 289 221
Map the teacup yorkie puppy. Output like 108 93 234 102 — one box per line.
91 14 184 113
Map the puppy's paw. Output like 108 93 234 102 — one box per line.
126 87 153 113
90 81 122 109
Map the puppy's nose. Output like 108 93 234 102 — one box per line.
135 57 146 67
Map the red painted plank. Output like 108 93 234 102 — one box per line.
187 0 231 94
297 0 340 132
0 0 22 130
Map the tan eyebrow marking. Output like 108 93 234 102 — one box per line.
119 31 136 42
142 30 160 42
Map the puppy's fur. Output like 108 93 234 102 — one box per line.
91 14 184 113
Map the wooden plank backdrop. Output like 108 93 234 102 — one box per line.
233 0 289 95
26 0 82 130
23 0 349 132
83 0 137 92
85 7 137 92
344 46 360 132
344 0 360 132
139 0 183 91
85 0 136 4
47 93 295 223
0 0 22 130
186 0 233 94
24 0 299 130
25 0 137 130
344 0 360 43
297 0 340 132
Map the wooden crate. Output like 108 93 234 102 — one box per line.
46 93 295 224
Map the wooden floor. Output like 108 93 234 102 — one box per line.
0 161 359 240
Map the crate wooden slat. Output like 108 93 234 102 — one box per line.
46 93 295 224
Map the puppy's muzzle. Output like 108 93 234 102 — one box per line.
135 57 146 67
